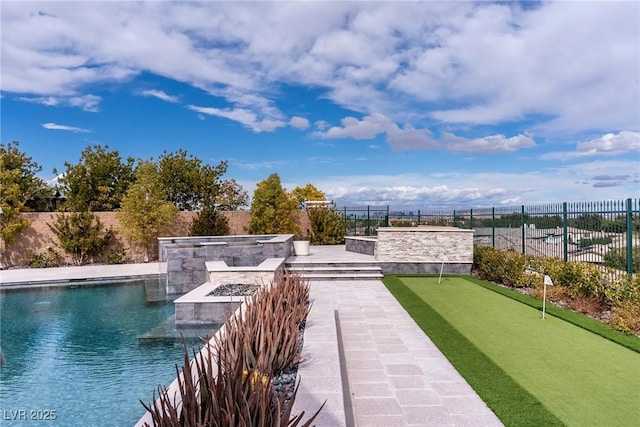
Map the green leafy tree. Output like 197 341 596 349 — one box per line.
48 211 114 265
248 173 299 235
1 141 53 244
157 149 229 211
308 202 346 244
289 184 325 210
216 178 249 210
190 203 230 236
117 161 179 261
56 144 135 212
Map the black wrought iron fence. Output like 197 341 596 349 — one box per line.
341 206 389 236
340 198 639 276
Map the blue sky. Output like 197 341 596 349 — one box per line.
1 1 639 209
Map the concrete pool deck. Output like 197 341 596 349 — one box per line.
1 246 502 427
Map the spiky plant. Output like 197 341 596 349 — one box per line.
141 272 323 426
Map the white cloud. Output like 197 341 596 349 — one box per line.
67 95 101 112
16 96 60 106
289 116 310 130
577 131 640 155
321 113 391 140
187 105 285 132
442 133 536 153
16 94 101 112
386 124 437 151
141 89 180 103
541 131 640 161
231 159 290 170
42 122 90 133
312 157 639 208
2 1 638 140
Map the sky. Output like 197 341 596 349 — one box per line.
1 0 639 210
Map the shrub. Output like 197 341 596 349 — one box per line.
48 211 114 265
473 246 529 287
307 202 346 245
28 248 63 268
604 247 640 274
611 301 640 334
102 249 127 265
189 204 230 236
142 272 324 426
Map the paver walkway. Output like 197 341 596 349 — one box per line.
295 279 502 427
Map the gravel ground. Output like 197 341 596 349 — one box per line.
208 283 260 296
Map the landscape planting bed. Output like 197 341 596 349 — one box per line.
384 275 640 427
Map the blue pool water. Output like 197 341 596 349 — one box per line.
0 282 203 426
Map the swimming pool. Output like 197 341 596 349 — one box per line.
0 282 205 426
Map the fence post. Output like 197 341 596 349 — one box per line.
385 206 390 227
521 205 526 254
492 207 495 248
563 202 568 262
470 209 474 230
343 206 347 235
366 205 371 236
417 210 421 226
626 198 633 276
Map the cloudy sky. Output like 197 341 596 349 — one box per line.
2 1 639 209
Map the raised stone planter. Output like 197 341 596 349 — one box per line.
161 234 293 295
205 258 286 286
174 283 245 325
174 257 285 325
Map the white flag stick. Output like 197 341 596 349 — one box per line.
542 274 553 319
438 254 449 284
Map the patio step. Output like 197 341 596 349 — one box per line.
286 262 383 281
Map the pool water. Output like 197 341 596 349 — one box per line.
0 282 201 426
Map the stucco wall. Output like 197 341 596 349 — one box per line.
1 211 312 268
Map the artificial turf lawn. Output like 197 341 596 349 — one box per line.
384 275 640 427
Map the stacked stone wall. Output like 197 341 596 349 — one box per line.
376 227 473 263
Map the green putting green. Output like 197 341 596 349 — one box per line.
393 276 640 427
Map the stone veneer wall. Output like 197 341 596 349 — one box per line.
376 226 474 274
164 235 293 295
345 236 376 256
175 300 240 325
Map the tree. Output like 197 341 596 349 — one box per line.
56 144 135 212
248 173 299 235
289 184 325 210
307 202 346 245
1 141 53 244
190 203 230 236
157 149 228 211
48 211 114 265
216 178 249 210
117 161 179 261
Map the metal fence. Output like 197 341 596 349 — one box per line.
341 206 389 237
341 198 640 276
